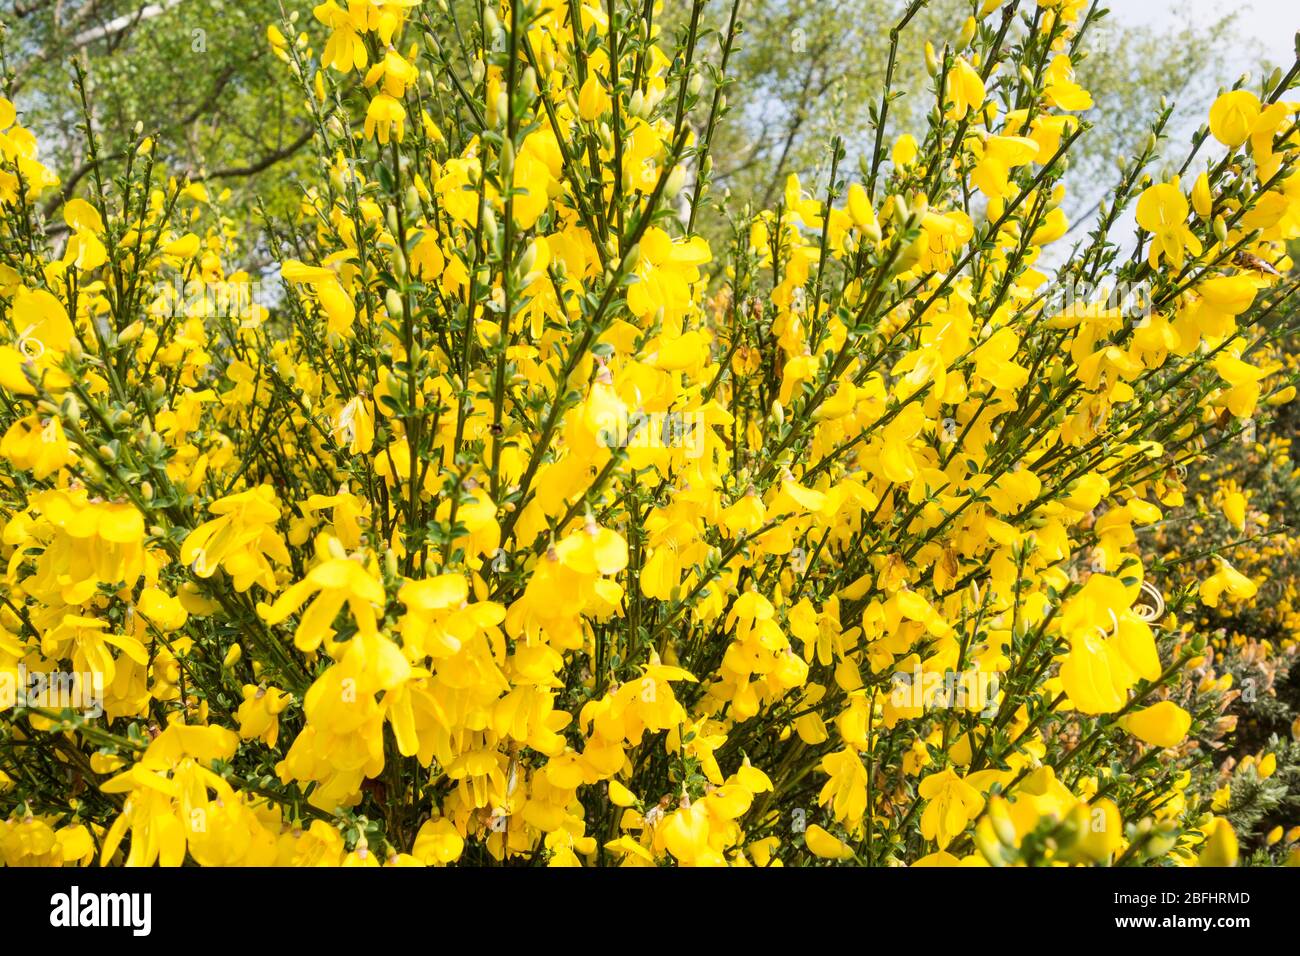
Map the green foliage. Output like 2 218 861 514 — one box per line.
2 0 314 232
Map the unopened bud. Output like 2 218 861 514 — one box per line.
664 165 687 199
959 16 977 48
500 136 515 180
1213 215 1229 244
385 288 405 319
925 41 940 77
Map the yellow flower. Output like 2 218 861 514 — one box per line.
0 414 76 479
1136 179 1202 270
261 553 387 652
1123 701 1192 748
578 72 610 121
804 824 854 860
1223 491 1247 531
1200 560 1258 608
918 768 984 849
236 684 293 747
182 486 288 592
1209 90 1261 148
1043 55 1092 111
1197 817 1238 867
411 817 465 864
945 57 986 120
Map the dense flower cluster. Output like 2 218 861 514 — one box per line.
2 0 1300 867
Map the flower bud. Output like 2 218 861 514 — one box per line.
974 821 1009 866
959 17 977 49
664 164 687 199
385 288 405 320
1213 215 1229 244
924 41 940 77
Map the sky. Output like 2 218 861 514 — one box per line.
1037 0 1300 267
1109 0 1298 75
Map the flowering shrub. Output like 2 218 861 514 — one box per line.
1151 335 1300 864
1 0 1299 867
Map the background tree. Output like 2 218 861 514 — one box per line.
689 0 1255 240
3 0 1263 262
1 0 315 244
